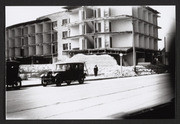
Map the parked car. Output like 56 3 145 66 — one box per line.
6 60 22 89
41 62 87 86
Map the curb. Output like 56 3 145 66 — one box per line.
85 77 118 81
21 77 117 87
20 73 168 88
21 84 42 87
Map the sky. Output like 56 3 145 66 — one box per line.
5 6 176 49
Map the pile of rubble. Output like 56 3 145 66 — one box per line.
103 65 137 77
135 64 167 75
135 65 155 75
19 54 165 79
19 64 55 78
65 54 137 77
19 64 54 73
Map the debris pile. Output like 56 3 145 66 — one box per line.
65 54 137 77
19 64 55 78
19 54 165 78
103 66 137 77
135 65 167 75
20 64 54 73
135 65 155 75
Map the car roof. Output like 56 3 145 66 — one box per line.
55 61 85 65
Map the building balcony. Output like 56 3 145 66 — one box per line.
63 47 132 55
134 32 161 40
67 15 132 27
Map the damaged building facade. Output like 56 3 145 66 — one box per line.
5 6 161 66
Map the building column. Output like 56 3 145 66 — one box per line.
132 31 136 67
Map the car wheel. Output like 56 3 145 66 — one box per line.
6 84 8 89
56 83 61 86
56 78 62 86
42 81 48 87
78 77 84 84
66 80 71 85
12 82 15 88
16 80 21 89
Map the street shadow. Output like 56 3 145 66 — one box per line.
109 98 175 119
49 82 89 87
6 87 28 91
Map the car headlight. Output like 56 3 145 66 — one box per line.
52 73 58 77
40 74 44 78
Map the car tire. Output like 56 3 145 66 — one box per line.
56 78 62 86
16 80 21 89
56 82 61 86
66 80 71 85
42 81 48 87
78 77 84 84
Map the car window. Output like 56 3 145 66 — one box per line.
56 63 84 71
75 65 78 70
56 64 67 71
66 64 71 70
79 64 83 70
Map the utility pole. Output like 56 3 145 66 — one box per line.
164 37 166 52
120 53 123 76
51 22 53 64
132 21 136 68
164 37 166 65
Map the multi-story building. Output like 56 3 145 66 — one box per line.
5 6 161 66
5 17 58 64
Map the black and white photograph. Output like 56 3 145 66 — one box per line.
5 5 176 120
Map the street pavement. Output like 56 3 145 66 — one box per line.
21 75 118 87
6 73 174 119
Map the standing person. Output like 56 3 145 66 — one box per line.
94 65 98 76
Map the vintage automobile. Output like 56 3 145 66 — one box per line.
41 62 87 86
6 60 22 89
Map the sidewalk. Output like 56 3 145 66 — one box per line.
21 75 118 87
21 78 41 87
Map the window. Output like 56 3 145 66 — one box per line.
110 37 112 48
69 30 71 37
98 8 101 17
63 43 68 50
62 19 68 25
52 44 57 54
98 23 101 32
82 11 85 20
62 31 68 38
94 37 101 48
22 28 24 35
82 25 85 34
98 38 102 48
94 38 97 48
69 43 71 50
52 32 57 41
21 38 24 46
82 39 87 49
154 40 157 50
94 10 96 17
109 22 112 32
95 8 101 18
20 48 24 56
52 21 57 28
95 24 97 32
